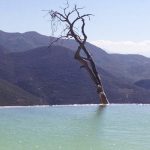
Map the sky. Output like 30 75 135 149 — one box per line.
0 0 150 57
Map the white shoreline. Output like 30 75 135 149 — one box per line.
0 103 149 109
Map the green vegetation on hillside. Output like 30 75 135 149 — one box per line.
0 79 46 105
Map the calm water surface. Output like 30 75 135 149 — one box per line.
0 104 150 150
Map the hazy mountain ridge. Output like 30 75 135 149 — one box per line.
0 30 150 105
0 30 50 52
1 30 149 82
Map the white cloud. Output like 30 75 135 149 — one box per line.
90 40 150 57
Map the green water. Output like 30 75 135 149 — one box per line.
0 104 150 150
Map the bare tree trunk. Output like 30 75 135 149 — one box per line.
75 46 109 104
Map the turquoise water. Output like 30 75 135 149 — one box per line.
0 104 150 150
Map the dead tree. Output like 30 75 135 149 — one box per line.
49 3 109 104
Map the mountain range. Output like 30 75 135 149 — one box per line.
0 30 150 105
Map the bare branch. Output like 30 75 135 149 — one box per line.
81 18 87 44
72 14 93 27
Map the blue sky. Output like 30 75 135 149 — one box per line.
1 0 150 56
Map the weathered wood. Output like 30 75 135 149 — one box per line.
75 46 109 104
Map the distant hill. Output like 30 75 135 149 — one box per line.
0 78 46 106
0 30 50 52
0 44 10 54
0 45 150 105
1 30 150 82
0 30 150 105
135 79 150 89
